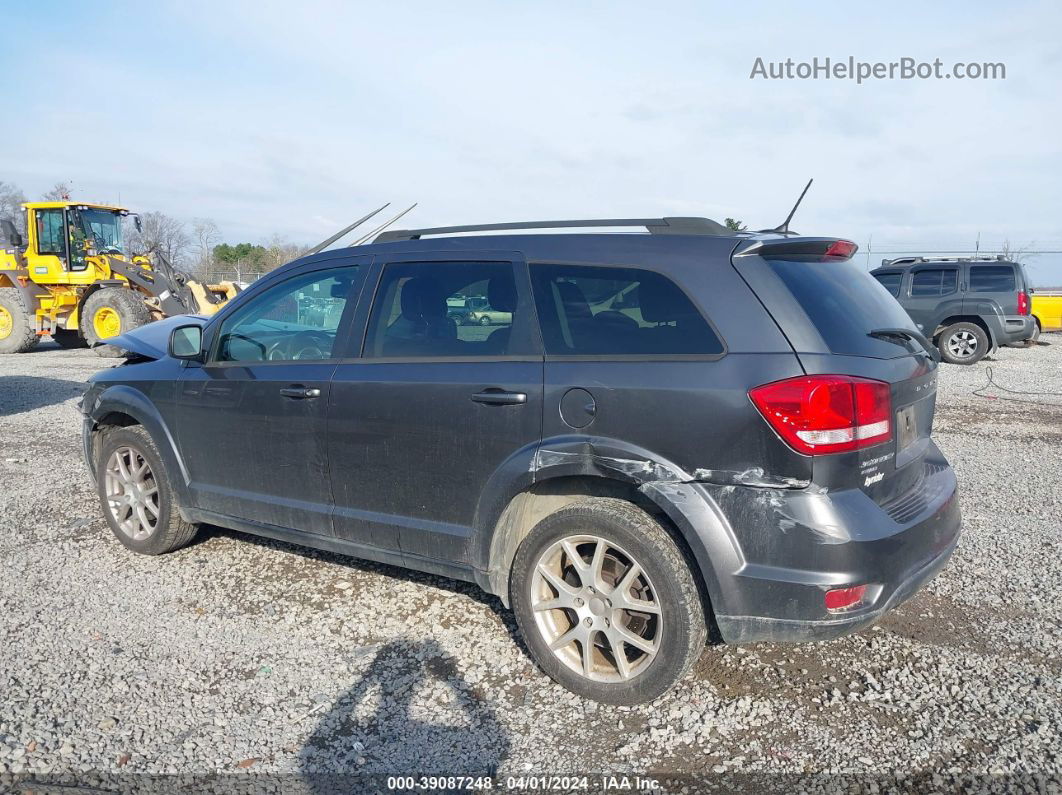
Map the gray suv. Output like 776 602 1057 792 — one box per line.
80 217 961 704
871 256 1036 364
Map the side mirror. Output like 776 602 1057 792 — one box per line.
133 214 143 234
170 324 203 360
0 218 22 248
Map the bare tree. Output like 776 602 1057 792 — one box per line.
999 239 1038 263
190 218 221 278
125 211 191 266
0 181 28 233
260 234 308 273
41 181 72 201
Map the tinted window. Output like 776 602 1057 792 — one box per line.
969 265 1016 292
365 262 518 357
215 267 359 362
911 269 958 296
872 271 902 297
36 209 66 256
531 264 722 356
767 259 917 357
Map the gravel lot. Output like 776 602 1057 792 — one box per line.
1 336 1061 791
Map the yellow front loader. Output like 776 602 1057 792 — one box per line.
0 201 238 356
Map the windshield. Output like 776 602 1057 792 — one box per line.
78 209 123 252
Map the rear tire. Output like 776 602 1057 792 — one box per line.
510 498 706 705
95 425 199 555
52 328 88 349
938 322 988 365
81 288 152 357
0 288 40 354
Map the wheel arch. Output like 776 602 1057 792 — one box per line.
87 385 191 507
478 464 733 633
934 314 996 347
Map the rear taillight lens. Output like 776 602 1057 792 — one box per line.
749 375 893 455
825 585 867 611
823 240 858 259
1018 291 1030 315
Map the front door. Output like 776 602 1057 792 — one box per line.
327 254 543 566
176 262 364 534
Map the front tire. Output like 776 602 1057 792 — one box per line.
511 498 706 705
479 315 492 326
938 322 988 365
95 425 199 555
81 288 152 357
0 288 40 354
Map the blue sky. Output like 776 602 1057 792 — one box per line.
3 0 1061 283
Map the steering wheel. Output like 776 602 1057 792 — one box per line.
269 330 333 361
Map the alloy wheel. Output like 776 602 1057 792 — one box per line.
104 446 160 541
947 330 979 359
530 534 661 682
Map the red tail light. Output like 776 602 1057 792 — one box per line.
749 375 893 455
823 240 858 259
1018 291 1030 316
825 585 867 611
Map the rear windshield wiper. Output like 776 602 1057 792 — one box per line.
868 327 940 362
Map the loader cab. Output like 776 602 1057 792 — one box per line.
25 202 127 278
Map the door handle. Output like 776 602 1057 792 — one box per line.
280 386 321 399
471 389 527 405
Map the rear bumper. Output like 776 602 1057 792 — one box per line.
652 443 962 644
714 532 957 642
1002 315 1037 343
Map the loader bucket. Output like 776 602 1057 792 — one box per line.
187 281 240 316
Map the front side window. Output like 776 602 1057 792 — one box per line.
36 209 66 256
872 271 902 297
214 267 359 362
969 265 1016 292
530 264 723 356
364 262 519 357
911 269 958 296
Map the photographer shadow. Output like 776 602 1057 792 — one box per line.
298 639 510 793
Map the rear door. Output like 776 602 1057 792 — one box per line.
905 265 960 335
327 252 543 570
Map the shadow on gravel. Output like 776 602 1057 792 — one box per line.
0 375 87 417
298 639 510 792
199 526 528 647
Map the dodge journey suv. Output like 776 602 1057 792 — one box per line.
81 216 962 704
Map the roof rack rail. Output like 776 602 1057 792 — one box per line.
880 254 1009 268
374 216 732 243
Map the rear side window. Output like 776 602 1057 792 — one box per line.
969 265 1016 292
911 268 958 296
530 264 723 356
766 259 916 358
872 271 902 297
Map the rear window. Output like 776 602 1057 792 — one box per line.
911 268 958 296
767 259 917 357
872 271 902 297
530 264 723 356
969 265 1016 292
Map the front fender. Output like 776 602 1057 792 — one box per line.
86 384 191 506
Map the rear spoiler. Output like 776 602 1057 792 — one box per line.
734 238 858 261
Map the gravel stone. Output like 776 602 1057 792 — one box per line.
0 337 1060 784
